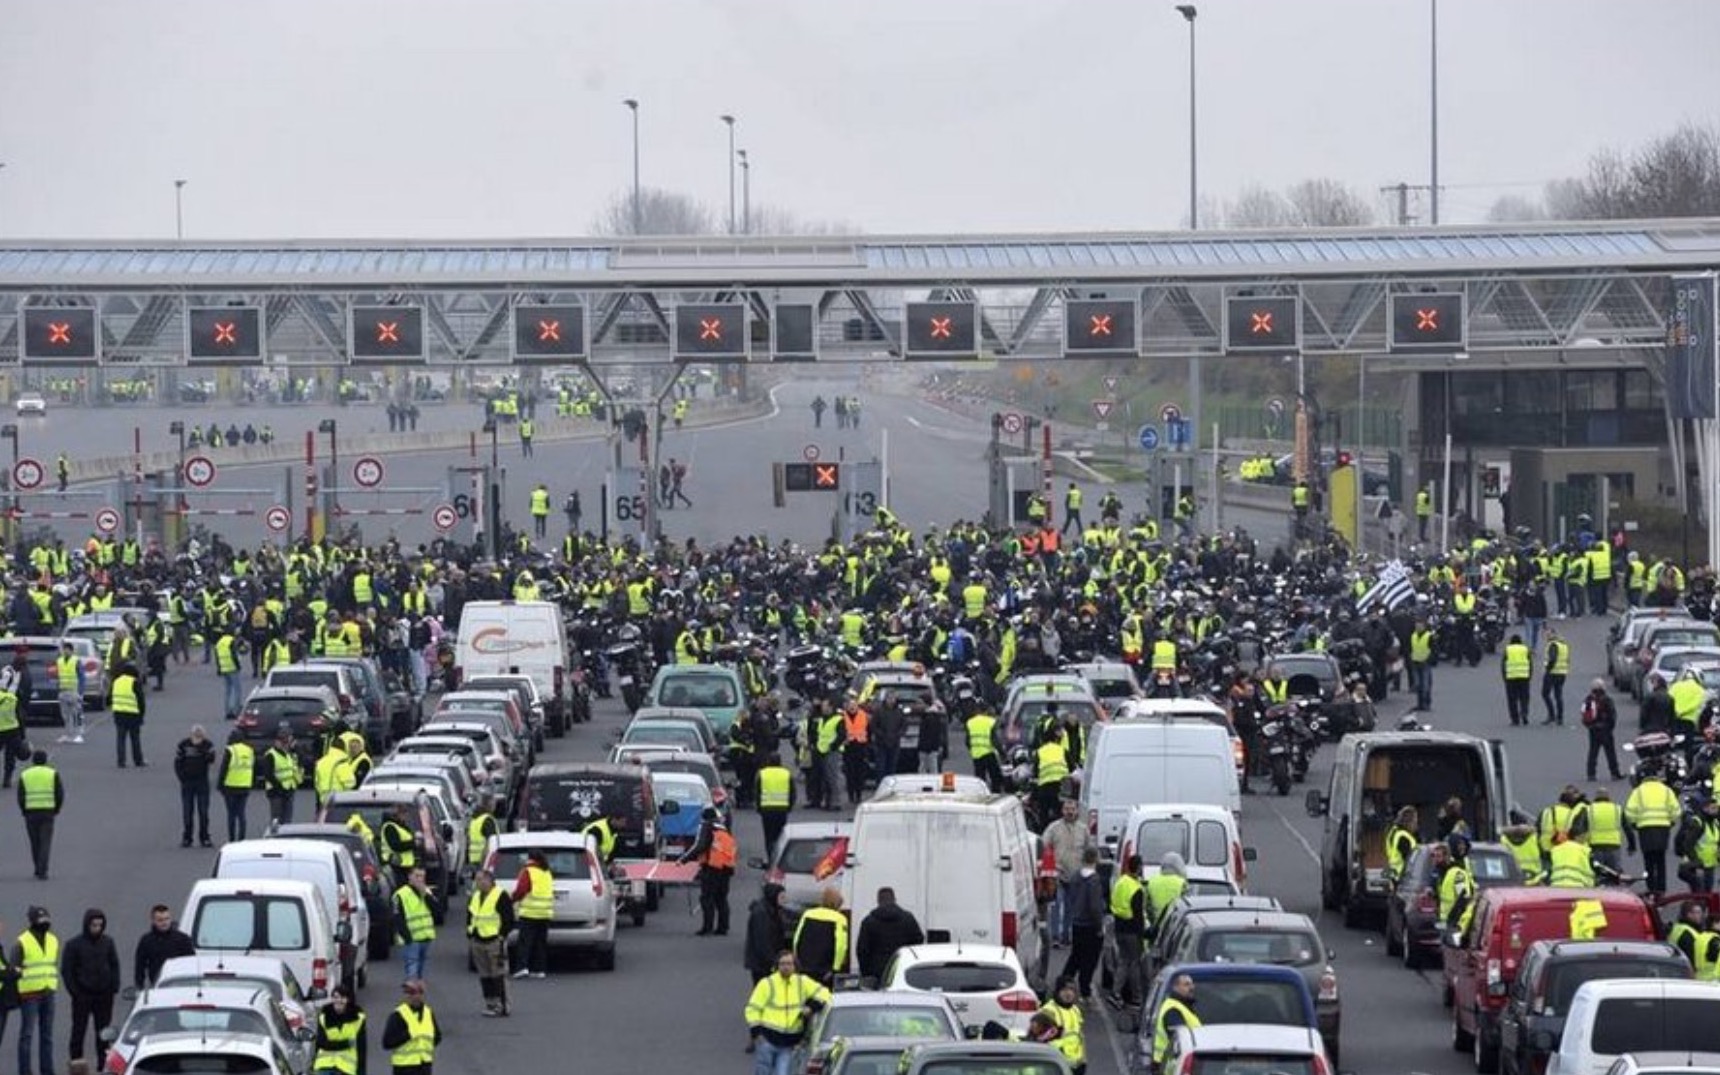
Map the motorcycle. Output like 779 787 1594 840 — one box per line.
1624 731 1689 789
605 625 652 714
1258 709 1298 796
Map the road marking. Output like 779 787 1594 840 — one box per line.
906 415 923 429
1272 802 1322 866
1090 993 1136 1075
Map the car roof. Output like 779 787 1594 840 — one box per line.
325 788 426 805
491 831 595 851
1178 910 1319 932
528 761 646 778
635 706 713 723
654 664 739 678
1526 938 1683 961
156 954 295 979
244 686 337 700
891 943 1021 967
1168 894 1283 915
134 984 275 1008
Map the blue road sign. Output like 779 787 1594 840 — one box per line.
1138 424 1160 451
1167 419 1193 447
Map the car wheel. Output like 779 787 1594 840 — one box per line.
595 945 616 972
1402 921 1422 970
1341 894 1364 930
630 906 646 928
1453 1006 1475 1052
1384 907 1402 957
1473 1012 1499 1073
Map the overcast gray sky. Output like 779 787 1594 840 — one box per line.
2 0 1716 240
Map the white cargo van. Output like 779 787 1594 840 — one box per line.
454 600 571 736
1549 978 1720 1075
844 790 1047 989
182 878 344 999
1116 803 1253 892
1080 718 1240 861
213 838 371 988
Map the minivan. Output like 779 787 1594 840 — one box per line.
182 878 346 999
453 600 571 737
1080 718 1241 862
1307 730 1512 927
645 664 747 743
844 787 1047 989
1448 888 1660 1072
1549 979 1720 1075
1116 803 1253 892
212 839 371 989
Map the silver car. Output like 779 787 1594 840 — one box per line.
484 831 616 969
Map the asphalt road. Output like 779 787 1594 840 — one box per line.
19 379 1280 551
0 587 1628 1075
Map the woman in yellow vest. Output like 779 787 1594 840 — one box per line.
509 850 554 979
380 980 440 1075
313 984 368 1075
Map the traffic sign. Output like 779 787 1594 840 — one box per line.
511 303 588 363
802 444 821 462
1138 425 1160 452
903 301 980 360
350 305 426 363
264 505 292 533
20 308 99 364
1063 300 1137 357
1092 399 1114 420
1160 403 1182 425
94 507 120 535
1389 292 1467 352
352 456 386 489
1103 375 1120 393
11 458 43 491
432 503 458 532
187 306 265 363
184 455 217 488
1224 295 1300 354
1001 412 1024 435
1168 419 1193 447
1267 397 1285 416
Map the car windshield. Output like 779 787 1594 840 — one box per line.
900 961 1015 993
651 776 712 810
155 975 288 1004
657 675 738 708
1012 700 1100 726
1085 677 1137 700
1546 960 1688 1012
243 699 329 725
1653 628 1720 649
1198 929 1323 966
1188 1056 1317 1075
624 725 703 750
821 1006 955 1042
191 897 308 952
1590 996 1720 1053
491 847 592 880
123 1008 272 1043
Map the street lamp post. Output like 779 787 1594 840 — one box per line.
317 418 338 515
1 424 18 535
623 99 641 234
1174 5 1198 230
174 179 187 240
737 150 751 234
720 114 737 234
1429 0 1440 225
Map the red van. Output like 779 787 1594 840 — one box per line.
1444 887 1658 1069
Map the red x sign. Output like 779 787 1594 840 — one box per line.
1087 314 1113 337
699 317 724 341
213 321 238 345
47 322 72 344
1415 308 1440 331
536 319 561 343
813 464 839 488
376 321 400 344
929 316 953 339
1250 311 1274 334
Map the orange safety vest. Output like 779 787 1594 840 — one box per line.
704 828 737 870
842 709 870 745
1041 527 1060 553
1020 531 1041 556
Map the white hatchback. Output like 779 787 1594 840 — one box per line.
14 392 45 416
880 943 1039 1037
483 831 617 969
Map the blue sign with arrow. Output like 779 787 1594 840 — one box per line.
1138 424 1160 451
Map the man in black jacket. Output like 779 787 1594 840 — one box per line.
174 725 216 848
855 887 924 982
1060 847 1106 1000
64 908 121 1066
743 883 789 984
133 904 195 989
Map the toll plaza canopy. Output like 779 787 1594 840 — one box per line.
0 218 1716 367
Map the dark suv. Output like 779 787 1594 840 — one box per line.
1496 938 1690 1075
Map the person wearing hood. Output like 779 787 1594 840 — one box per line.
11 905 58 1075
743 884 789 984
1145 852 1188 938
62 909 120 1067
855 887 924 982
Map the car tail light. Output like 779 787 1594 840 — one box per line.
554 666 565 699
104 1051 127 1075
765 867 785 885
998 990 1038 1012
1178 1054 1197 1075
361 864 377 885
1318 965 1338 1002
1001 911 1018 948
1310 1054 1331 1075
311 957 329 993
806 1058 827 1075
338 883 352 915
1233 842 1247 886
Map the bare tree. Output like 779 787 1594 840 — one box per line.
1485 193 1547 223
744 204 859 237
1224 185 1292 228
1221 179 1374 228
1543 124 1720 219
592 187 717 236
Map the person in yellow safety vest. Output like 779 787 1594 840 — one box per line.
1038 978 1086 1071
261 633 294 675
519 416 536 458
1541 628 1571 726
1501 633 1533 727
529 482 550 539
312 984 369 1073
467 799 500 872
1626 772 1680 894
466 869 515 1016
1436 835 1476 935
1384 806 1420 882
1565 551 1589 617
1626 552 1648 607
218 728 255 843
1416 485 1434 542
313 739 353 809
1539 786 1584 860
1681 798 1720 893
1033 736 1070 826
582 814 618 864
1580 786 1627 875
1291 481 1310 517
961 578 988 621
111 661 147 768
1500 814 1543 878
1109 855 1148 1007
793 888 849 985
1670 668 1707 731
510 848 555 979
380 979 441 1075
1152 972 1203 1071
1062 482 1084 537
839 610 866 652
672 398 688 427
391 867 437 983
263 727 302 827
1668 900 1709 967
15 904 59 1072
744 951 831 1068
1534 833 1595 888
1144 853 1189 935
1569 898 1608 941
675 623 703 665
1586 541 1613 616
966 711 1002 792
351 568 374 608
380 805 419 886
1150 637 1177 674
1024 1010 1082 1069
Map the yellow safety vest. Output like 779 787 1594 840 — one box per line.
1151 639 1177 672
1109 874 1143 921
267 747 302 791
112 674 141 715
17 932 58 994
1547 640 1570 677
1503 644 1531 680
389 1004 437 1068
758 767 792 810
1627 780 1679 830
467 813 495 867
214 636 240 675
583 818 616 862
1585 801 1624 849
467 886 504 940
56 655 80 693
1385 825 1417 877
1570 899 1607 940
1503 831 1541 876
1036 740 1069 786
222 743 255 790
1152 996 1201 1064
312 1011 366 1075
394 886 436 942
381 820 418 868
744 973 829 1035
530 489 550 517
967 714 997 760
519 864 554 921
1547 841 1594 888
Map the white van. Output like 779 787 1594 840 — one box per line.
182 878 345 999
1549 978 1720 1075
454 600 571 736
1116 804 1253 892
844 790 1047 989
1080 717 1241 861
213 839 371 988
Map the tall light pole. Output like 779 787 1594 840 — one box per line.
318 418 338 515
623 99 641 234
1429 0 1440 224
0 163 7 235
1175 5 1198 230
720 114 737 235
737 150 751 234
174 179 187 240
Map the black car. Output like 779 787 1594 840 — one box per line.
1385 842 1522 968
305 656 418 750
235 686 348 778
273 822 395 962
0 636 73 725
1496 938 1690 1075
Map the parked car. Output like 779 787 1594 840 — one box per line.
272 822 394 962
0 635 107 724
1498 938 1690 1075
758 821 851 915
121 1031 300 1075
1135 962 1322 1074
319 787 455 914
483 831 616 969
304 656 414 749
1161 1024 1334 1075
796 991 963 1075
235 686 345 778
14 392 46 416
1386 841 1524 968
880 943 1039 1037
105 984 312 1075
151 954 319 1032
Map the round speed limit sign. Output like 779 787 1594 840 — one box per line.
352 456 385 489
11 458 43 491
183 455 217 488
431 503 458 532
264 505 292 533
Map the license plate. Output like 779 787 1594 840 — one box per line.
619 676 633 686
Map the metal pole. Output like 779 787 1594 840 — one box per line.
1429 0 1440 225
174 179 187 240
624 99 641 234
739 152 751 234
1440 431 1453 554
1187 14 1197 230
721 115 736 235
